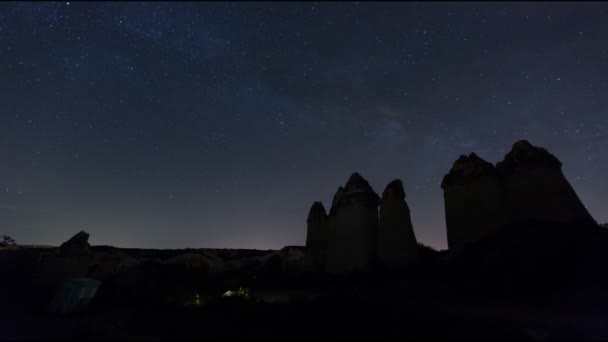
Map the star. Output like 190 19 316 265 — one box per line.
0 1 606 251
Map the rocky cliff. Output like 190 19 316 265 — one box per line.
442 140 596 254
305 201 328 272
441 153 510 254
325 173 380 273
378 179 419 269
497 140 596 226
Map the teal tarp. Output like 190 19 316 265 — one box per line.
48 278 101 314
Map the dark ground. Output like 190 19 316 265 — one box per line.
3 291 608 340
3 221 608 340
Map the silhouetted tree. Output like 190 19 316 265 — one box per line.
0 235 16 247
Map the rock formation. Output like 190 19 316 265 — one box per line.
329 186 345 216
325 173 381 273
59 231 92 257
279 246 307 274
34 231 93 294
496 140 596 227
378 179 419 269
86 248 139 279
441 140 596 254
441 153 510 254
305 201 328 272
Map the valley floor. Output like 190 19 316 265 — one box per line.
4 293 608 340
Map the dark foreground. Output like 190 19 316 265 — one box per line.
3 295 608 340
3 222 608 340
4 272 608 341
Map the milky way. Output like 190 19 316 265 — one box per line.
1 2 607 249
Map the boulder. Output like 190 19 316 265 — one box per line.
378 179 419 269
59 231 92 257
325 173 380 273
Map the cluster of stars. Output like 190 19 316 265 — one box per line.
0 2 606 249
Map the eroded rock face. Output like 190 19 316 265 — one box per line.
279 246 307 274
378 179 419 269
441 153 497 188
306 202 328 248
329 187 345 216
441 140 596 254
82 247 140 280
59 231 92 257
496 140 596 226
496 140 561 172
325 173 380 273
441 153 510 254
305 202 328 272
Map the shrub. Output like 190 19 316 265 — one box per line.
0 235 16 247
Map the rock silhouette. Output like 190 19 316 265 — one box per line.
441 153 509 254
59 231 92 257
378 179 419 269
442 140 596 253
305 201 328 272
325 173 380 273
496 140 596 227
329 186 345 216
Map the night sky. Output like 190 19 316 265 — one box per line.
1 2 607 250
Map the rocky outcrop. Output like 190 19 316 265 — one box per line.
32 232 94 298
378 179 419 269
305 202 328 272
279 246 307 274
442 140 596 254
441 154 510 254
59 231 92 257
496 140 596 226
441 153 497 188
325 173 381 273
329 187 345 216
86 248 139 279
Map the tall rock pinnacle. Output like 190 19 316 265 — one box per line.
325 173 380 273
441 140 597 254
441 153 509 253
305 201 328 272
378 179 419 269
496 140 596 226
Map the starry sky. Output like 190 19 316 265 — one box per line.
1 2 607 250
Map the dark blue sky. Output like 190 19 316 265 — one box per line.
1 2 607 250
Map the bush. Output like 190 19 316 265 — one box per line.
0 235 16 247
